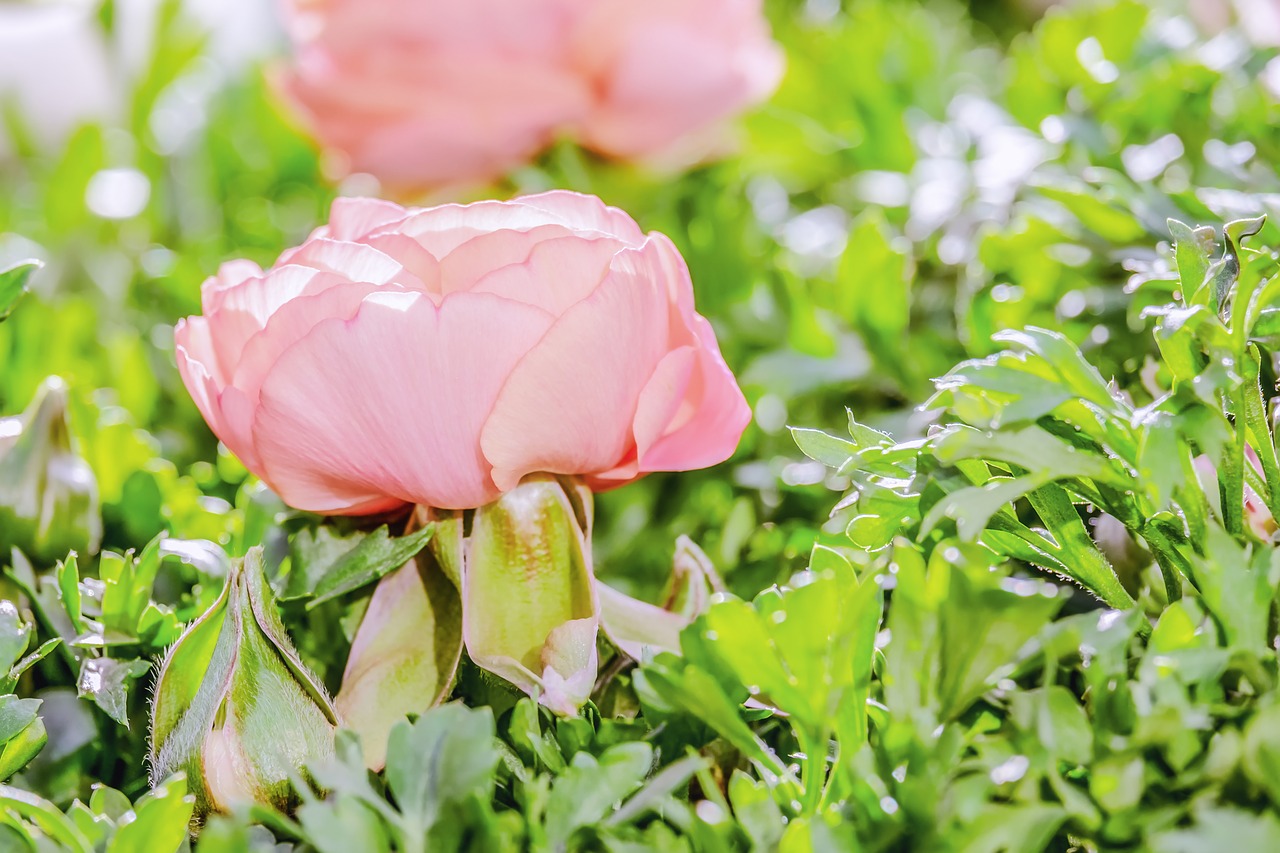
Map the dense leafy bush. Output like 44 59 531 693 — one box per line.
3 0 1280 850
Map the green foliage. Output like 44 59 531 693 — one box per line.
282 523 436 607
0 774 194 852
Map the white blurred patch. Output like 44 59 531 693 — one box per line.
86 168 151 220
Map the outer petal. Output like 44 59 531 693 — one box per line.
480 243 672 489
513 191 647 246
323 196 408 242
174 319 231 440
229 281 391 455
200 259 264 313
636 316 751 474
253 291 553 512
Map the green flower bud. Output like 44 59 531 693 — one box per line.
0 377 101 564
149 547 337 817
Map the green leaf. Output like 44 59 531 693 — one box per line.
0 715 45 782
287 523 435 606
76 657 150 727
544 742 653 848
790 427 858 468
58 554 83 634
0 260 40 323
933 424 1128 487
105 774 195 853
0 785 92 853
0 602 31 675
0 695 40 744
384 703 500 833
1168 218 1212 299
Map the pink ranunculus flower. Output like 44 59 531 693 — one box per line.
276 0 783 191
174 191 751 514
569 0 785 161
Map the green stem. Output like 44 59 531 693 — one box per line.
798 727 828 817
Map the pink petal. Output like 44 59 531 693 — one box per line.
278 238 404 284
204 266 365 381
254 291 554 513
636 316 750 473
514 191 647 246
465 234 623 312
215 385 263 473
199 259 263 314
437 224 576 295
399 191 639 261
231 281 386 403
480 244 672 489
174 321 228 436
362 233 443 292
324 196 408 241
397 200 573 258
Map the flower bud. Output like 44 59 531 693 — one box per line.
0 377 101 564
149 547 337 817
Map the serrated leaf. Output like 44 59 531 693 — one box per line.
58 554 83 634
1169 218 1212 298
290 523 435 607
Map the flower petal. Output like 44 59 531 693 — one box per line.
465 233 622 312
480 243 671 490
323 196 408 241
514 190 647 246
636 316 751 474
254 290 554 512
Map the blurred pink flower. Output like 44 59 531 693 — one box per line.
175 191 750 513
277 0 783 190
1192 446 1277 540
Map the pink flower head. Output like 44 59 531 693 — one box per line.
277 0 783 190
175 191 751 514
